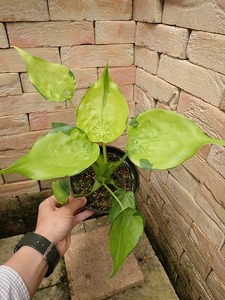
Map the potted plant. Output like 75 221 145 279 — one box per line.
1 47 225 277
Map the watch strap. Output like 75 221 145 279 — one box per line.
14 232 60 277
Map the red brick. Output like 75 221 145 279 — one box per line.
65 225 144 299
7 21 94 47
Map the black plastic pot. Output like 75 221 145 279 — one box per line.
70 146 139 214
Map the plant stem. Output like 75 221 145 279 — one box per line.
67 99 77 111
209 138 225 146
102 143 108 164
103 183 124 210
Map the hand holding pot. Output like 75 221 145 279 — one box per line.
35 195 94 256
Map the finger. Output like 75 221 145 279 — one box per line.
38 195 58 213
72 209 94 227
61 196 87 215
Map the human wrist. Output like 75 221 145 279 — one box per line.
15 232 60 277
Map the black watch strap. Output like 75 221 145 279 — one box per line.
14 232 60 277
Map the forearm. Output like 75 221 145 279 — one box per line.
5 246 48 298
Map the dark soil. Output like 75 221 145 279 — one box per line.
70 152 135 213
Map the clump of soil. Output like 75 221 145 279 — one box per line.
70 152 135 213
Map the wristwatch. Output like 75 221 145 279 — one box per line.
14 232 60 277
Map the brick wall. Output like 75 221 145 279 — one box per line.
134 1 225 299
0 0 225 299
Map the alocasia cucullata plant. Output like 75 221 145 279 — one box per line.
1 47 225 276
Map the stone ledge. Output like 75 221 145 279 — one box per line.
65 225 144 300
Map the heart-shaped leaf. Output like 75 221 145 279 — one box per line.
76 64 129 143
52 178 70 205
109 207 144 277
109 189 136 223
0 126 99 180
127 109 225 170
15 47 75 101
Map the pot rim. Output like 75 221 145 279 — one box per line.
70 145 139 214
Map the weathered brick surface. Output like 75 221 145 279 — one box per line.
95 21 135 44
134 86 155 115
0 149 29 169
71 68 97 89
61 45 134 68
133 0 162 22
184 155 225 207
0 114 30 136
169 165 199 197
98 66 136 85
136 68 179 105
0 180 40 197
179 252 214 300
187 31 225 75
0 93 65 117
3 173 27 184
0 73 22 96
158 55 225 107
196 184 225 233
162 203 211 279
163 0 225 34
0 0 49 22
207 145 225 179
48 0 132 21
177 91 225 139
136 23 189 59
167 174 224 249
206 271 225 300
135 46 159 75
160 184 193 231
0 48 60 73
0 2 225 299
29 109 76 131
0 130 47 151
190 223 225 285
7 21 94 47
0 23 8 48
